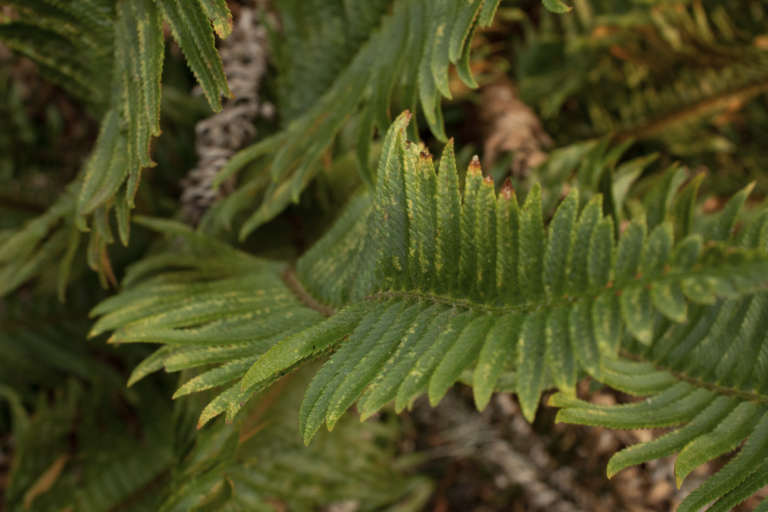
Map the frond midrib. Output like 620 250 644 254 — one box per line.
621 350 768 406
365 259 768 316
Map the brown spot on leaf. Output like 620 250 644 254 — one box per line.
500 177 514 199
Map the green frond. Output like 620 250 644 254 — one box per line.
241 113 768 442
159 366 433 512
554 374 768 512
517 0 768 156
87 217 330 427
212 0 517 238
4 380 175 512
0 0 232 298
552 208 768 509
4 363 430 512
88 103 768 507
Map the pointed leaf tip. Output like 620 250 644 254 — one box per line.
500 178 514 198
469 155 482 174
543 0 573 13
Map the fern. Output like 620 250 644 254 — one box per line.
157 366 432 512
0 290 128 395
8 1 768 510
237 112 766 433
0 0 232 298
209 0 508 239
87 105 768 510
550 205 768 511
2 363 431 511
92 111 768 508
88 217 330 427
3 380 176 512
516 0 768 155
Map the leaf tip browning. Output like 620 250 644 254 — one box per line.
500 177 514 200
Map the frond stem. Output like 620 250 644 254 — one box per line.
620 350 768 405
282 266 336 316
366 260 768 317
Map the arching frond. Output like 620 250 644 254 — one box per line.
87 217 329 427
245 112 768 445
92 111 768 509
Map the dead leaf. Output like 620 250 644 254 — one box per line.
23 454 68 511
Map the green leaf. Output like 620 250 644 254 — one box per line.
675 401 764 486
516 309 548 422
300 300 407 442
195 0 233 39
495 180 521 304
568 195 602 293
711 182 755 242
429 314 495 405
458 158 483 297
448 0 482 63
518 183 545 299
552 386 714 429
478 0 503 27
155 0 231 112
242 303 370 392
359 304 453 419
544 189 578 298
542 0 572 14
396 310 480 412
473 313 524 410
677 410 768 512
545 306 577 397
435 139 462 296
607 396 738 478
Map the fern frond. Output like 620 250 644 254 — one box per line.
0 290 128 396
0 184 82 299
551 360 768 511
158 365 432 512
4 380 176 512
241 113 768 444
91 110 768 507
0 0 233 298
517 0 768 154
212 0 512 239
5 361 431 511
87 216 329 427
549 191 768 510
